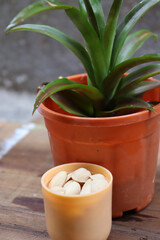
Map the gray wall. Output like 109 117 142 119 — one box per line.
1 0 160 92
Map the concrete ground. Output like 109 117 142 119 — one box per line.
0 88 38 123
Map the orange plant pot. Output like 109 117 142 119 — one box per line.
38 73 160 218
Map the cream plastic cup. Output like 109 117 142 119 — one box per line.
41 163 113 240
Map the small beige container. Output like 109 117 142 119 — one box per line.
41 163 113 240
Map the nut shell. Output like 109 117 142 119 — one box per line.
91 179 109 193
90 174 106 181
64 180 81 195
48 171 67 188
71 168 91 183
50 186 65 195
80 179 92 195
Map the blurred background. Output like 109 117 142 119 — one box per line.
0 0 160 122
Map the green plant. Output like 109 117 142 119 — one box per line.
6 0 160 117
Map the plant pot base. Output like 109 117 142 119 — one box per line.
113 192 154 218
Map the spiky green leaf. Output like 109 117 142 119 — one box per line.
7 24 96 85
6 0 72 32
65 7 107 87
88 0 106 38
116 30 158 65
99 97 155 117
78 0 88 18
104 0 123 72
33 78 104 114
102 54 160 104
82 0 99 37
128 80 160 96
50 90 94 116
119 64 160 94
79 0 105 39
111 0 160 68
36 81 94 116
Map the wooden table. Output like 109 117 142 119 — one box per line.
0 117 160 240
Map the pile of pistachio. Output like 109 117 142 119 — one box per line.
48 168 108 196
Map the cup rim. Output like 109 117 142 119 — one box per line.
41 162 113 198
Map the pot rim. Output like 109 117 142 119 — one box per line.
38 73 160 126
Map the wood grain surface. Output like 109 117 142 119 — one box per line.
0 117 160 240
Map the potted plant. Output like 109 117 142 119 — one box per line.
6 0 160 217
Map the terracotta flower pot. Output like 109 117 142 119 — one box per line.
38 73 160 218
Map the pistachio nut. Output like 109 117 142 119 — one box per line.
64 180 81 195
48 171 67 189
91 179 109 193
80 179 92 195
90 174 107 181
50 186 66 195
71 168 91 183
